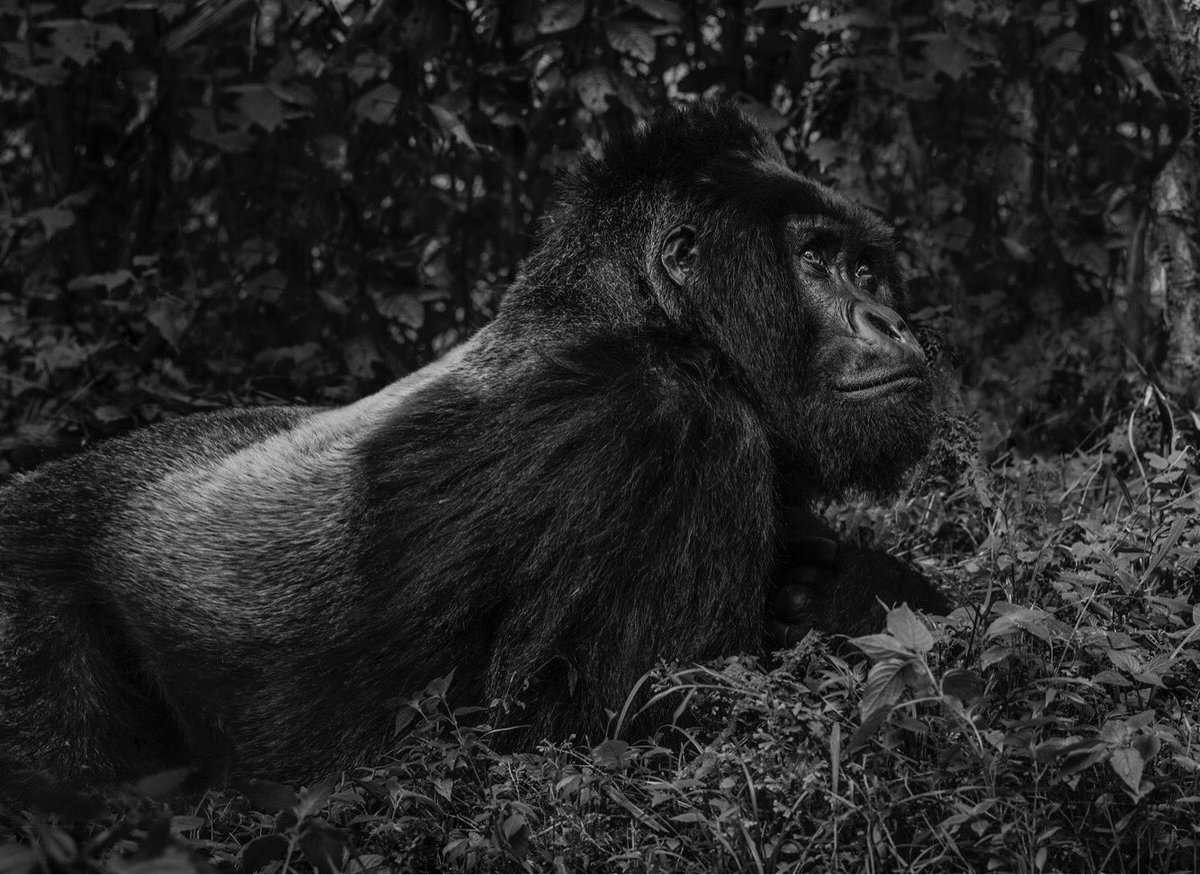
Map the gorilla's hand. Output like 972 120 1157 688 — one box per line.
766 534 838 649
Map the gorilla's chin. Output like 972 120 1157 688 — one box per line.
788 387 935 500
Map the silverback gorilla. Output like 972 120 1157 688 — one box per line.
0 103 946 787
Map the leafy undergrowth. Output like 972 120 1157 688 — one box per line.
3 443 1200 874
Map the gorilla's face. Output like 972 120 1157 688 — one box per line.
655 190 933 498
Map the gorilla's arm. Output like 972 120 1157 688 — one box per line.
766 505 949 646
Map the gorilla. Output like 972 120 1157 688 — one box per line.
0 102 946 788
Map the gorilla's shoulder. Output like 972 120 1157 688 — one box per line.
357 328 764 496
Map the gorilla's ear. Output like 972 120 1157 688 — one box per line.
661 225 697 288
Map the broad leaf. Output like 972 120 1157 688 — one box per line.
355 83 400 125
1109 748 1145 794
846 705 892 753
234 85 284 132
606 20 656 63
849 632 906 661
941 668 984 704
887 605 934 654
630 0 683 24
1039 31 1086 72
860 657 909 717
538 1 585 34
573 68 616 113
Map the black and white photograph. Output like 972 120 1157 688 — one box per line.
1 0 1199 871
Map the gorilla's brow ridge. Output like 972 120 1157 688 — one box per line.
786 215 895 250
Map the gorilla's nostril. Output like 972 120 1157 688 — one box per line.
863 310 905 343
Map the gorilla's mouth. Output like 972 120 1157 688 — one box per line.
834 368 927 399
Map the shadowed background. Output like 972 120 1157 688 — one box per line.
2 0 1198 478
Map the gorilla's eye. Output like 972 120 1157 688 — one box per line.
855 261 873 278
801 249 821 266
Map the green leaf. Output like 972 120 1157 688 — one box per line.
1114 51 1161 98
1132 733 1161 762
605 20 656 62
980 644 1013 670
846 705 892 753
941 668 984 704
250 267 289 304
889 77 940 102
1039 31 1086 73
1144 514 1189 583
1056 743 1106 779
1001 236 1033 262
593 739 631 771
1109 748 1145 794
425 671 454 698
146 298 191 351
432 776 454 801
1062 240 1108 277
427 103 476 150
394 703 420 734
984 605 1055 642
355 83 401 125
187 109 255 152
348 50 389 86
66 270 134 291
849 632 906 661
241 834 289 871
82 0 130 16
313 133 348 171
572 68 617 113
93 405 127 424
9 62 68 86
1100 719 1129 744
1106 648 1143 673
538 0 586 34
43 19 132 66
930 216 975 253
267 80 316 108
234 84 284 132
298 775 336 817
918 33 972 81
798 11 884 34
26 207 76 238
299 823 347 871
630 0 683 24
317 286 351 316
501 811 531 859
676 63 727 94
860 657 909 716
170 815 206 833
886 605 933 654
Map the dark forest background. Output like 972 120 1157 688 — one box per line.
4 1 1200 873
2 0 1197 476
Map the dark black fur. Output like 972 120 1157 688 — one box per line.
0 103 941 786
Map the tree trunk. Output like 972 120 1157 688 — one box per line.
1136 0 1200 409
